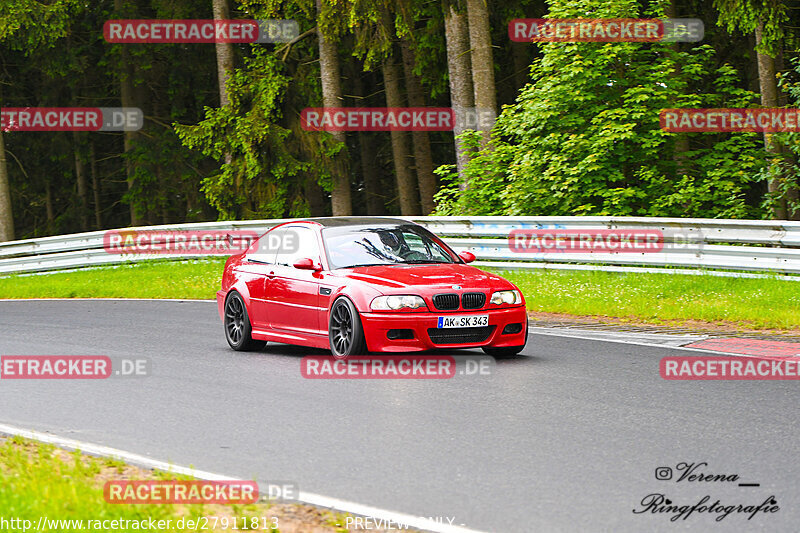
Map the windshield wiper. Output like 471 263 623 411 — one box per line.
343 260 452 268
344 263 389 268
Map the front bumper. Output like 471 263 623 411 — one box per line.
360 306 528 352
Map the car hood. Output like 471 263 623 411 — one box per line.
332 263 513 293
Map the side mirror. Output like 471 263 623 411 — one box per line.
293 257 321 271
459 251 476 263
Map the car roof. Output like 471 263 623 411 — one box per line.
297 216 418 228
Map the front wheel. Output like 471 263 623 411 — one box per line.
329 297 366 359
224 291 267 351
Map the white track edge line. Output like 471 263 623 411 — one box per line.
0 423 484 533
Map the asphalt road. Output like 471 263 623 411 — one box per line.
1 300 798 532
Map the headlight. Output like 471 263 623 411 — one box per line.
370 295 427 311
490 290 522 305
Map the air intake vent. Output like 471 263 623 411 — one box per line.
428 326 496 345
461 292 486 310
433 293 459 311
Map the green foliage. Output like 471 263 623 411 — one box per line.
176 51 301 219
435 0 767 218
760 57 800 218
0 0 77 49
0 438 183 527
713 0 789 55
2 0 800 237
2 258 798 330
433 130 516 215
174 0 344 220
124 127 208 223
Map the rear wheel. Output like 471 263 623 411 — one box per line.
329 297 366 359
224 291 267 351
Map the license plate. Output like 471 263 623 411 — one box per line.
437 315 489 328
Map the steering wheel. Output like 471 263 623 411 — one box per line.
404 250 428 261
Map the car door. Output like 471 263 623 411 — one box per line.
265 226 325 336
237 229 282 331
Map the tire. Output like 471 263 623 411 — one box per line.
482 345 525 358
224 291 267 351
483 321 527 358
328 297 366 359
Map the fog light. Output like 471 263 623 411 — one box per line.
502 323 523 334
387 329 414 340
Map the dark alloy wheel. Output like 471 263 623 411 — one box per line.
224 291 267 351
328 297 366 359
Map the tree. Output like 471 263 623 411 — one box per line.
435 0 767 219
443 0 475 187
316 0 352 215
400 37 437 214
213 0 235 167
2 0 798 236
351 68 387 214
0 0 76 241
466 0 496 149
348 0 430 214
382 47 420 215
715 0 792 219
0 131 11 241
113 0 142 226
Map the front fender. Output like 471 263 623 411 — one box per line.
327 283 382 315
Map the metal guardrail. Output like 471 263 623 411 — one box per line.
0 216 799 278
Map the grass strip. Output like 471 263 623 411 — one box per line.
0 259 226 300
0 259 797 331
495 268 799 331
0 435 408 532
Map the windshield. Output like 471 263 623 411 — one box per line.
322 224 458 269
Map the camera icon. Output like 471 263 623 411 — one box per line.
655 467 673 480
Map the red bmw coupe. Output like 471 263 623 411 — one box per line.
217 218 528 358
